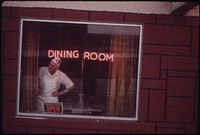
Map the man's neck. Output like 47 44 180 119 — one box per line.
49 70 56 75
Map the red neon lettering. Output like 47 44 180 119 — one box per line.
99 53 106 61
55 105 61 112
48 50 79 59
48 50 54 58
90 52 98 60
106 54 113 62
73 50 79 58
84 52 90 60
66 50 72 58
57 50 63 58
48 50 113 62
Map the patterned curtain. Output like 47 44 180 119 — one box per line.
106 28 136 117
19 22 40 113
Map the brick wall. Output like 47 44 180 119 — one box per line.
2 7 199 134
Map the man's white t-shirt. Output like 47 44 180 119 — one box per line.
38 67 74 112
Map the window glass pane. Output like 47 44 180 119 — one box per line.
17 19 143 121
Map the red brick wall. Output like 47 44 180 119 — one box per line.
2 7 199 134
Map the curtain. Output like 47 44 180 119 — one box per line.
106 28 136 117
19 22 40 113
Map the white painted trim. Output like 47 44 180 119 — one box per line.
16 18 143 121
2 1 173 14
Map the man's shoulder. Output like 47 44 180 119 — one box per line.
39 67 48 72
57 69 65 74
57 69 68 77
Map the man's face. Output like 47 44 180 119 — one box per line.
48 60 59 74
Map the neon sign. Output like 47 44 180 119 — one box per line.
48 50 114 62
44 103 63 113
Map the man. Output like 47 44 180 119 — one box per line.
38 57 75 113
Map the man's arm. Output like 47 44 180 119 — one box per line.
51 84 74 97
63 83 75 93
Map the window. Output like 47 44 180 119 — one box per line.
16 18 143 121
